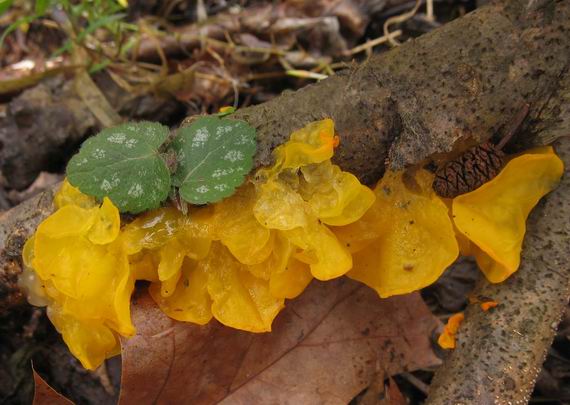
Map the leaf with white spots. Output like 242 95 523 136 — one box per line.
171 116 256 204
67 122 171 213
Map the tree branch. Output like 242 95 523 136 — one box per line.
426 136 570 404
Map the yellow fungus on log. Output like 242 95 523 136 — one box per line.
453 147 563 282
341 170 459 297
21 121 563 370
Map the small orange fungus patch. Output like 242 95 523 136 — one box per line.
438 313 465 349
480 300 498 311
21 118 564 369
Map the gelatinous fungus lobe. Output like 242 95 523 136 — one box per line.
452 147 563 282
336 169 459 298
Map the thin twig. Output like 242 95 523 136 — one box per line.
426 0 435 22
346 30 403 56
384 0 422 47
286 70 328 81
401 372 430 395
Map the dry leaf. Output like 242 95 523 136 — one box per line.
384 377 407 405
33 369 73 405
119 279 441 404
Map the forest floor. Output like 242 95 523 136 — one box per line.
0 1 568 404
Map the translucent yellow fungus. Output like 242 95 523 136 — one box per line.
339 170 459 298
264 118 338 175
205 244 284 332
438 312 464 349
22 119 563 370
23 118 375 369
23 183 133 369
452 147 564 282
253 119 375 281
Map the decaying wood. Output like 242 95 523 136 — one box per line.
0 187 55 313
230 0 570 184
426 137 570 404
1 0 570 399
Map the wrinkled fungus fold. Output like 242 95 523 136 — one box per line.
337 170 459 298
21 119 563 369
452 147 563 282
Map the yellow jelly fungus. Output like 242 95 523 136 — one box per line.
149 259 212 325
265 118 338 175
205 244 284 332
215 184 273 265
53 179 97 209
25 182 133 369
22 119 563 370
340 170 459 298
453 147 564 283
438 312 464 349
24 119 375 369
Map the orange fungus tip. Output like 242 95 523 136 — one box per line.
480 300 498 311
333 135 340 148
21 118 563 370
438 313 465 349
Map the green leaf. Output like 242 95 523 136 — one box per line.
67 122 172 213
0 15 37 46
35 0 49 15
0 0 13 16
171 116 256 205
76 13 126 43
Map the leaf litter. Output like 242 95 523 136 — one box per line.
119 279 441 405
33 369 72 405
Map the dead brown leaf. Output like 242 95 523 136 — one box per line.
385 377 407 405
33 369 73 405
119 278 441 405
